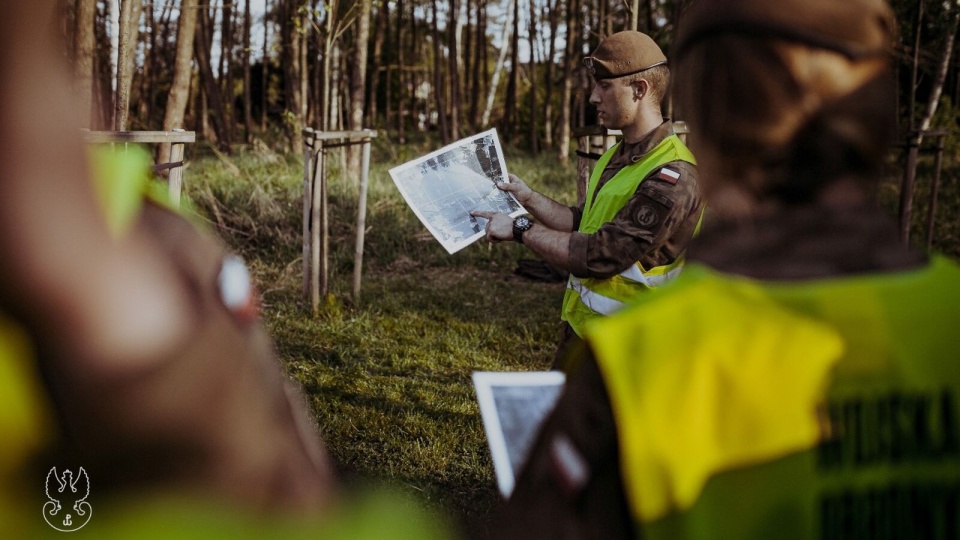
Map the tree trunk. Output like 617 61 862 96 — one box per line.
527 0 538 153
75 0 97 128
431 0 449 143
482 0 513 128
243 0 253 142
195 6 233 152
479 3 488 119
504 0 520 140
281 0 304 152
543 0 558 149
160 0 198 162
464 0 474 129
396 0 406 142
919 3 960 139
108 0 119 123
369 1 387 126
447 0 461 140
346 0 372 181
95 1 114 128
408 3 418 134
330 43 343 131
320 0 336 132
909 0 924 132
261 0 270 131
558 0 578 165
298 2 309 129
469 0 484 131
221 0 235 142
114 0 141 131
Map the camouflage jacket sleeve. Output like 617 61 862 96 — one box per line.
567 160 702 279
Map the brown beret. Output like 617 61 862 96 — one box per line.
584 31 667 80
674 0 896 60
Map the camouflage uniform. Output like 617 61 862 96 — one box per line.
568 121 702 279
555 121 702 368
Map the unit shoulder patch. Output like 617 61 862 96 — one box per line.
654 167 681 185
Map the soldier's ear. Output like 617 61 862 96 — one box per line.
633 79 648 101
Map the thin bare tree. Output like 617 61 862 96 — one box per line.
504 0 520 139
195 4 233 152
542 0 558 150
243 0 253 141
558 0 579 165
527 0 538 153
347 0 372 180
918 2 960 138
368 1 387 125
431 0 449 142
75 0 97 128
115 0 142 131
448 0 462 139
160 0 198 161
482 0 514 127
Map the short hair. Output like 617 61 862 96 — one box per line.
624 64 670 105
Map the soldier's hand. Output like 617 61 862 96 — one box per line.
497 174 534 205
470 210 515 243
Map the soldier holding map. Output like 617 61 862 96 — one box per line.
471 30 703 370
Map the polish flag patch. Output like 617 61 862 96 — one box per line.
655 167 681 185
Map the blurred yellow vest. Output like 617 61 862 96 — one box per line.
588 258 960 539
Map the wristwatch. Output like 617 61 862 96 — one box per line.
513 216 534 244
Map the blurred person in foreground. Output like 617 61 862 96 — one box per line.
472 31 702 370
0 1 446 537
489 0 960 538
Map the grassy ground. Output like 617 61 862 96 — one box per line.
184 136 578 537
181 135 960 537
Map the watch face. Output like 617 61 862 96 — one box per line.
516 217 532 229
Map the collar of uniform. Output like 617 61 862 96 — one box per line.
608 120 675 169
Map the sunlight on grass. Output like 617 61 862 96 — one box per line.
182 140 576 535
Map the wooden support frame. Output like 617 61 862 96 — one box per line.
83 129 196 207
896 129 949 246
301 128 378 314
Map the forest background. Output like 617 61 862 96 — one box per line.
59 0 960 537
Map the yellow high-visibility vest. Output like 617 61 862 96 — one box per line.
586 257 960 539
561 133 696 337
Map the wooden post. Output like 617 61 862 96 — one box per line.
899 135 920 244
353 138 372 302
576 136 590 206
168 142 185 208
925 135 946 249
302 133 313 298
84 130 195 206
310 145 324 313
573 125 622 207
320 147 330 301
300 128 377 313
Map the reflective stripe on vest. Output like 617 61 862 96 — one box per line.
568 259 686 316
587 257 960 537
561 132 696 336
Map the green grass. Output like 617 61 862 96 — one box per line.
182 138 576 537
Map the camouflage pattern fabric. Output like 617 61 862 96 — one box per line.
567 122 703 279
